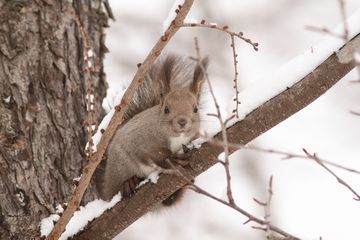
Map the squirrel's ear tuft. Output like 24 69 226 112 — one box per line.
159 55 176 99
191 57 209 97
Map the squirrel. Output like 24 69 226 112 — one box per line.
96 54 208 206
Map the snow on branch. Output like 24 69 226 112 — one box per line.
74 32 360 240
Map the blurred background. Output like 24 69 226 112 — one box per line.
104 0 360 239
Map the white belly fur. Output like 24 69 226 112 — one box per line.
169 134 191 153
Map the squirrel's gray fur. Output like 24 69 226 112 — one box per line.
123 55 200 122
96 54 208 203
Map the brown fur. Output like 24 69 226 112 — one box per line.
96 55 208 204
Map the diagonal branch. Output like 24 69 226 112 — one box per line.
74 34 360 240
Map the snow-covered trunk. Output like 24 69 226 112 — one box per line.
0 0 107 238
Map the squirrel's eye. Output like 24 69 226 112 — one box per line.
164 106 170 114
193 107 198 113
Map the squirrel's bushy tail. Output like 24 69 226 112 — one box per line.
123 54 196 121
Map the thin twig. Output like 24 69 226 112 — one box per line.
194 38 235 205
306 0 349 41
207 137 360 202
167 160 299 240
184 19 257 118
191 184 298 239
303 149 360 201
255 176 274 239
350 110 360 116
338 0 349 41
192 40 298 239
305 25 346 40
205 138 360 175
244 145 360 175
230 35 240 118
181 21 259 51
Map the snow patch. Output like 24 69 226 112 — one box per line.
40 193 121 239
73 175 81 182
86 87 127 152
192 138 205 149
3 95 11 103
148 171 161 183
56 204 64 214
218 152 225 161
40 214 60 237
15 191 25 206
137 170 161 189
87 49 94 57
85 94 95 102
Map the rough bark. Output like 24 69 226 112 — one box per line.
0 0 107 239
75 34 359 240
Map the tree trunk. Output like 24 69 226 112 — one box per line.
0 0 107 239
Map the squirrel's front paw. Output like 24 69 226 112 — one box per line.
120 176 144 198
170 144 193 167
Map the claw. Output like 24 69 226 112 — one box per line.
120 176 144 198
182 144 191 153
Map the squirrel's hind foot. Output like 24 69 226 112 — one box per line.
120 175 144 198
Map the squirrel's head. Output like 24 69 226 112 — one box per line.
159 57 208 138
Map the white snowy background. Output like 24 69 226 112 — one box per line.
102 1 360 240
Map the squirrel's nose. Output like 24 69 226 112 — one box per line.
177 118 188 128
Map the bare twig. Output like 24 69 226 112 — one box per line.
273 148 360 174
203 136 360 175
306 0 349 41
193 40 297 239
194 37 235 205
350 110 360 116
350 79 360 84
305 25 345 40
230 35 240 118
181 21 259 51
184 20 256 118
170 163 298 239
190 184 298 239
46 1 195 239
338 0 349 41
204 136 360 202
303 149 360 201
253 176 274 239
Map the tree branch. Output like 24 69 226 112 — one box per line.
74 34 360 240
